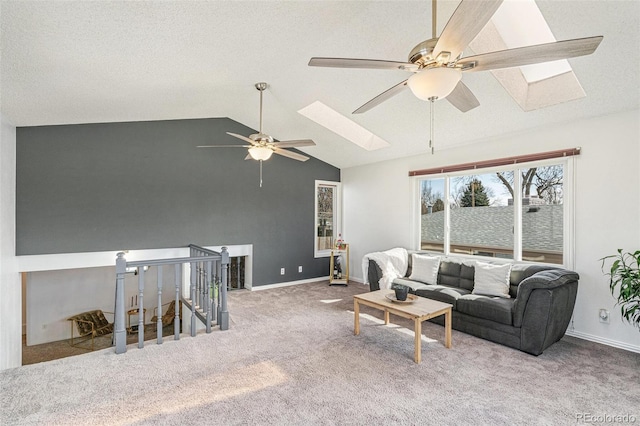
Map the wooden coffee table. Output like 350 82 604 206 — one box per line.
354 290 452 363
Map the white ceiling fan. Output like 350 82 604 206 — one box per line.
198 82 315 186
309 0 603 152
198 82 315 161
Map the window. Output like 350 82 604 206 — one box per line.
420 178 445 252
520 164 564 264
418 161 569 265
315 180 341 257
450 172 514 259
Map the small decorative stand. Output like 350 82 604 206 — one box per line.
127 307 146 334
329 243 349 286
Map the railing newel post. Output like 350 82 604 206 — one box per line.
114 252 127 354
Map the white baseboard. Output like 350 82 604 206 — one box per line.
252 276 367 291
565 330 640 354
251 277 327 291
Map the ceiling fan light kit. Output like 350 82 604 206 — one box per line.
407 67 462 101
248 146 273 161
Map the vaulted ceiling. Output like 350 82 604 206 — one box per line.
1 1 638 169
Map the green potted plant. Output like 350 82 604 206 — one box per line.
601 249 640 329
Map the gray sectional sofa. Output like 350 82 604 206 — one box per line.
367 253 579 355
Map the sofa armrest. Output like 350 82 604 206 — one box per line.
512 269 579 355
368 259 383 291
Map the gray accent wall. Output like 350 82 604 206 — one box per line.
16 118 340 286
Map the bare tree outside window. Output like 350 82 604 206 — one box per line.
420 181 445 214
420 179 445 252
495 165 563 205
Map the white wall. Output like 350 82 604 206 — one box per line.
0 114 21 370
343 110 640 352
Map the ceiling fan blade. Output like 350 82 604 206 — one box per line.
197 145 252 148
272 139 316 148
446 81 480 113
434 0 503 60
273 148 310 162
458 36 604 72
309 57 418 71
353 79 409 114
226 132 258 145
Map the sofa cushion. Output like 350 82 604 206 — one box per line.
409 253 440 284
415 285 470 309
456 294 515 325
438 261 475 291
472 261 512 298
392 277 431 291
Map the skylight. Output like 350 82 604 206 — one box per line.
469 0 586 111
490 0 572 83
297 101 390 151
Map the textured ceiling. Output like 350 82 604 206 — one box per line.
1 1 638 169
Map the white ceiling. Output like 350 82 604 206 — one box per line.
1 0 638 169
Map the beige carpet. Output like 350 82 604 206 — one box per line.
2 281 639 425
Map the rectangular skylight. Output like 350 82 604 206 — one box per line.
298 101 390 151
491 0 572 83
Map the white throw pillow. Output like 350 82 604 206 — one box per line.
409 254 441 285
472 261 513 298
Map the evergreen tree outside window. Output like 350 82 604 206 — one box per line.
450 173 514 259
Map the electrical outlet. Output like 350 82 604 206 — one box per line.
599 309 610 324
280 268 285 275
298 266 303 273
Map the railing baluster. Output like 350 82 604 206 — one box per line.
215 259 221 323
174 263 181 340
138 266 145 349
157 266 163 344
199 261 205 310
115 252 127 354
190 260 196 337
205 260 212 333
196 261 201 309
219 247 230 330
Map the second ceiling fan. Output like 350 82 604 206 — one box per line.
198 82 315 162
